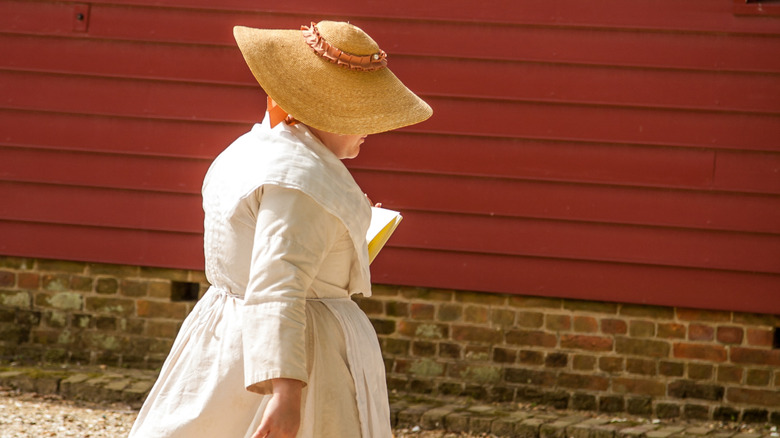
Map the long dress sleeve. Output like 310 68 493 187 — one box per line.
241 184 345 394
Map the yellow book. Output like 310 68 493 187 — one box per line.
366 207 403 264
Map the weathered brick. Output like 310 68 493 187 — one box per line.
688 324 714 341
445 324 496 343
505 367 555 386
572 354 596 371
87 262 139 277
515 311 543 328
438 342 460 359
493 347 516 363
564 300 618 314
733 312 780 327
401 287 454 302
683 404 710 420
0 256 32 269
508 295 561 309
713 406 740 422
37 259 86 273
688 363 713 380
616 337 670 358
730 347 780 366
657 322 686 339
437 303 461 321
146 320 181 338
396 321 447 339
368 284 400 298
35 291 82 310
146 281 172 299
95 315 118 331
746 328 774 347
410 303 435 320
619 304 674 319
544 352 568 368
454 290 505 305
668 380 725 401
44 311 68 328
383 338 409 356
716 326 744 345
629 320 655 337
673 342 726 362
490 308 515 327
380 301 405 317
599 356 624 373
656 403 681 419
717 365 743 384
545 314 571 331
119 318 145 335
613 377 666 396
41 274 69 292
412 341 436 357
741 408 769 423
374 318 399 335
136 300 187 320
626 358 656 375
571 393 597 411
601 318 628 335
746 369 771 386
573 316 599 333
460 364 502 385
506 330 557 348
463 305 488 324
659 360 684 377
140 267 188 281
519 349 544 365
354 297 383 315
95 278 119 295
68 276 93 292
0 290 32 308
17 273 39 290
120 280 148 297
561 334 613 352
85 296 135 316
676 308 731 322
558 372 609 391
599 395 625 413
627 396 653 415
0 271 14 287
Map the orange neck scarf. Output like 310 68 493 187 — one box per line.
267 96 298 128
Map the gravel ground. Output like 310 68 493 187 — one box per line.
0 389 484 438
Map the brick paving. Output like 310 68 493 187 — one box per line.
0 364 777 438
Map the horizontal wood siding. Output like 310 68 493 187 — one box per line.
1 0 778 313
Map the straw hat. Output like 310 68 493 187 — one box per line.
233 21 432 135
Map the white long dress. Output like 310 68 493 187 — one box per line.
128 117 391 438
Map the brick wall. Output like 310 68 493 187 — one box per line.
355 286 780 424
0 256 778 422
0 257 207 369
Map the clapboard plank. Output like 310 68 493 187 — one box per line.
5 1 780 72
352 170 780 235
370 247 780 315
4 33 779 115
0 220 204 270
387 211 780 274
3 72 778 153
82 0 780 35
0 181 203 233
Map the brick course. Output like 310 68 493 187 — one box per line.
0 256 778 422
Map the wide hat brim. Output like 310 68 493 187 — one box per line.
234 24 433 135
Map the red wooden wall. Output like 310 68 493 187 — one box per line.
1 0 779 314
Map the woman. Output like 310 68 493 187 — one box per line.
129 20 432 438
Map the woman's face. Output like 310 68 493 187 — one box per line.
307 126 367 160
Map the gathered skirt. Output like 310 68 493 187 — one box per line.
128 287 390 438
